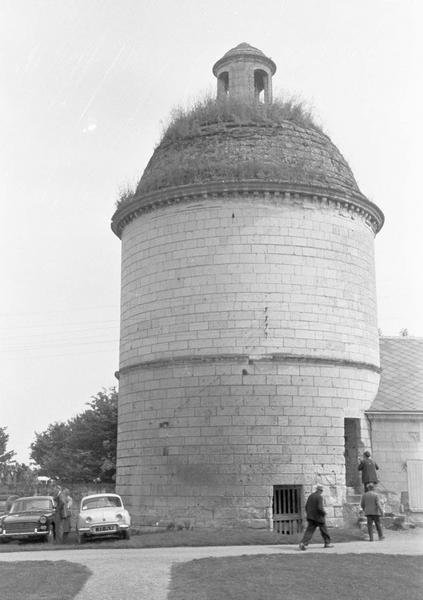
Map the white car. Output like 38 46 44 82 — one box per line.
76 493 131 543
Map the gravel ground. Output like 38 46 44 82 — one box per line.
1 529 422 600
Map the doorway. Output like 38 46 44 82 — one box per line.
272 485 303 534
344 418 361 489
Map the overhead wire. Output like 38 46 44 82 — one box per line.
1 305 121 359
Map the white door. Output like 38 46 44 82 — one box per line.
407 460 423 511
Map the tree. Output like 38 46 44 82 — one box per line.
0 427 15 464
0 427 16 482
30 388 118 483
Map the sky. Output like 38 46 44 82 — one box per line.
1 0 422 463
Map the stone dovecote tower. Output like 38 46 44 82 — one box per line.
112 43 384 530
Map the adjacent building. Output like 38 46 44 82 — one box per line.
367 337 423 522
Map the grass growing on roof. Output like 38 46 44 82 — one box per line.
113 93 324 206
161 94 322 143
115 183 136 208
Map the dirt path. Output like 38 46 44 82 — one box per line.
1 529 422 599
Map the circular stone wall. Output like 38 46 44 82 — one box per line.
115 191 381 527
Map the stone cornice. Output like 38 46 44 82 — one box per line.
111 180 384 238
117 352 381 377
366 411 423 419
212 52 276 76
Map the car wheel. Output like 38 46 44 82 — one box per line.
122 529 131 540
46 525 55 544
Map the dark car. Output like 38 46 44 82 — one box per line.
0 496 55 543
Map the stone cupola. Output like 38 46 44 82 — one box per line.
212 42 276 104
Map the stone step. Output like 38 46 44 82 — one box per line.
343 503 361 527
346 495 362 503
358 513 415 531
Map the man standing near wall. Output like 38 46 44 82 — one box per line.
298 485 334 550
360 483 385 541
52 484 64 544
358 450 379 491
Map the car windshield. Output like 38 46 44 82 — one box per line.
11 498 53 513
82 496 122 510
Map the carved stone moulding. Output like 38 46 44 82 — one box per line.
111 180 384 238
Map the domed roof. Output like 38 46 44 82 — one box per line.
212 42 276 75
112 114 384 237
223 42 268 59
136 120 360 196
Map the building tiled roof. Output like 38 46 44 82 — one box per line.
369 337 423 412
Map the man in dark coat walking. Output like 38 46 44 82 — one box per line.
358 450 379 491
299 485 334 550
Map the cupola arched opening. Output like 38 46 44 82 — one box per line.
217 71 229 98
254 69 268 103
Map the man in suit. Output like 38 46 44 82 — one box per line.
299 485 334 550
358 450 379 491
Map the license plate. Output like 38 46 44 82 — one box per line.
93 525 116 533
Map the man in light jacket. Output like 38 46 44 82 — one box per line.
360 483 385 541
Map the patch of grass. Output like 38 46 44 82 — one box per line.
125 526 363 548
168 554 423 600
0 560 91 600
0 527 364 552
161 94 322 144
